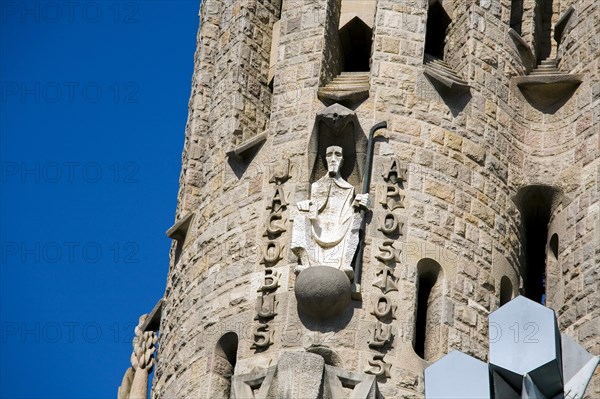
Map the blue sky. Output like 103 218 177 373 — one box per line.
0 1 199 397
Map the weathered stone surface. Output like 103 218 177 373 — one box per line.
276 351 325 399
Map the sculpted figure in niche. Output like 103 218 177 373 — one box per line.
291 146 370 280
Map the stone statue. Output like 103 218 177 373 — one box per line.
292 145 370 280
117 315 158 399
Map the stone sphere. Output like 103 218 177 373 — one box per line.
294 266 352 320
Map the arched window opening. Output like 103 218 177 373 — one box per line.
210 332 239 398
500 276 513 306
549 233 558 260
339 17 372 72
215 332 238 372
514 185 560 305
414 259 443 361
510 0 524 34
306 345 344 367
424 1 451 60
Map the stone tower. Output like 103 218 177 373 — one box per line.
121 0 600 397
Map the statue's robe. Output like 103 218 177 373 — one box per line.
291 175 362 280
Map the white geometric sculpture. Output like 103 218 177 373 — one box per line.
424 350 491 399
489 296 562 398
425 296 599 399
561 334 600 399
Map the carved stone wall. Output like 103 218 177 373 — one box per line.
151 0 599 397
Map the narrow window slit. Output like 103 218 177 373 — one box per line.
510 0 524 35
424 1 451 60
500 276 513 306
414 259 443 361
514 186 560 305
339 17 372 72
210 332 239 398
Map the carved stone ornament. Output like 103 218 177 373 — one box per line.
373 266 398 294
231 351 381 399
379 185 405 210
365 354 392 378
231 365 277 399
117 368 134 399
269 159 291 185
382 159 407 185
260 241 284 266
378 213 402 236
117 315 158 399
255 293 278 319
375 241 400 265
251 323 274 350
294 266 352 320
291 145 370 281
257 269 280 293
323 365 380 398
370 295 397 320
266 186 288 213
368 321 393 349
264 212 287 237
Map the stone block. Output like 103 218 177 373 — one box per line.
276 351 325 398
424 180 455 203
463 140 486 165
471 200 495 227
444 132 462 152
382 37 400 54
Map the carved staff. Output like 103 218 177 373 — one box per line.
354 121 387 298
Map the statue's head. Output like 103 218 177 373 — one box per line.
326 146 343 176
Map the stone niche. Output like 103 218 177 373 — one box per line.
291 103 369 321
307 103 367 191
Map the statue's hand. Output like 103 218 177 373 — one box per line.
297 200 312 212
354 193 371 210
